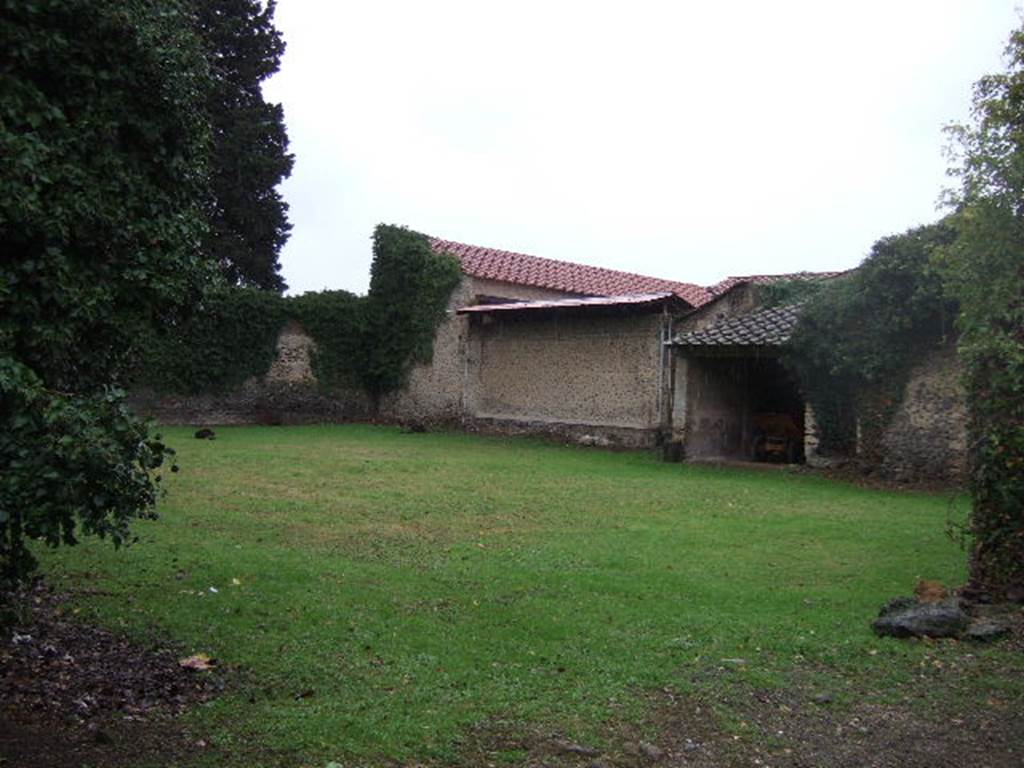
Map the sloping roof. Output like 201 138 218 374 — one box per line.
456 292 683 315
672 303 803 348
430 236 712 307
707 271 845 297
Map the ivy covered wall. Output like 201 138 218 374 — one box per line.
765 221 959 461
133 225 461 413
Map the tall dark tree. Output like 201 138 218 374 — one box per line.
943 25 1024 597
0 0 214 578
193 0 293 292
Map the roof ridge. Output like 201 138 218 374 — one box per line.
429 235 712 306
723 270 836 281
432 237 694 287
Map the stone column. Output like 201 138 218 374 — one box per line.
804 402 828 468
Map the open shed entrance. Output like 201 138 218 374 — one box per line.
678 353 805 463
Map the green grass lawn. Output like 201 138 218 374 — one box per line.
36 425 1011 766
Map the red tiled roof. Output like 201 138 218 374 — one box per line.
457 292 683 315
430 237 712 308
707 271 846 297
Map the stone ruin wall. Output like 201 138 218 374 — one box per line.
129 319 369 426
132 278 970 482
136 276 669 449
879 342 968 483
673 286 968 483
135 276 579 429
680 283 760 334
801 343 967 483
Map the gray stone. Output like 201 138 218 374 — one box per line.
552 739 600 758
964 619 1011 642
872 597 969 638
805 454 834 469
639 741 665 761
879 596 918 614
577 434 612 448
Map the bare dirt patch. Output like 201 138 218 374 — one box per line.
626 677 1023 768
0 582 223 768
447 684 1022 768
445 621 1024 768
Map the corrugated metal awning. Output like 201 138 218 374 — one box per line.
456 292 685 315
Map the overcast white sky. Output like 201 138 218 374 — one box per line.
263 1 1020 295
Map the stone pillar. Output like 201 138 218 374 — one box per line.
804 402 829 468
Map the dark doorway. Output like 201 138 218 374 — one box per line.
679 353 804 463
748 357 804 463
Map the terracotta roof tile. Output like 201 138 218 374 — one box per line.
672 303 803 348
430 237 712 307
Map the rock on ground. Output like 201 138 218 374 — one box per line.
872 597 970 639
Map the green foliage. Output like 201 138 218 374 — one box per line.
0 360 172 579
191 0 293 292
0 0 213 578
759 279 827 308
289 290 365 390
137 226 461 403
136 287 289 394
780 222 958 455
360 225 462 403
942 25 1024 592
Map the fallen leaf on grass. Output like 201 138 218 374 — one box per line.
179 653 215 671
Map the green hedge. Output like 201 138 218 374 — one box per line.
136 287 289 394
288 289 366 391
135 226 460 404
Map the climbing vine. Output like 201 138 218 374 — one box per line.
359 225 462 405
288 289 365 391
769 221 958 457
135 225 460 404
136 287 289 394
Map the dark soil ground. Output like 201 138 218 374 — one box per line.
0 582 223 768
449 614 1024 768
2 583 1021 768
454 670 1024 768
